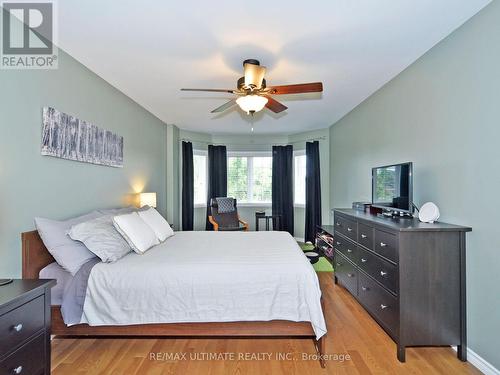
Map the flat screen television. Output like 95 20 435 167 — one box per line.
372 162 413 214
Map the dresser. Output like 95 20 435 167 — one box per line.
332 209 471 362
0 280 55 375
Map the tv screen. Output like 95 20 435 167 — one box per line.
372 162 413 213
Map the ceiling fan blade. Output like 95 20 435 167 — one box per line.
264 96 288 113
244 63 266 89
268 82 323 95
211 99 237 113
181 88 235 93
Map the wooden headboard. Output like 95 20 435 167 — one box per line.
22 231 54 279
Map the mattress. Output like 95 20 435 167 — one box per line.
81 231 327 339
39 262 73 305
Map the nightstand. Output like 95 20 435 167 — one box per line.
0 279 55 375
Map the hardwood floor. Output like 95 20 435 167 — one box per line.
51 273 481 374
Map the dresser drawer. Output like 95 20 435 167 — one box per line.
358 272 399 337
358 223 374 250
0 296 45 357
0 333 45 375
358 247 398 294
374 229 397 263
334 252 358 296
334 215 357 241
333 236 358 263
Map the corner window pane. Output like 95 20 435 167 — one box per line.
193 154 207 205
294 154 306 205
252 157 272 203
227 156 248 201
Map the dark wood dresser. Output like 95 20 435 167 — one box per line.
0 280 55 375
333 208 471 362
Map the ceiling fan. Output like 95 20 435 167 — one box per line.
181 59 323 115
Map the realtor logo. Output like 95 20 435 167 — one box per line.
1 1 58 69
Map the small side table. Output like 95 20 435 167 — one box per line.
255 212 282 231
0 279 56 375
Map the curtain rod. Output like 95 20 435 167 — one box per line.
179 135 326 146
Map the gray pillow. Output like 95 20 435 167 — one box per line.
35 211 102 275
68 215 132 263
97 206 137 216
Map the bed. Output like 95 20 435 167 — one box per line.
22 229 327 367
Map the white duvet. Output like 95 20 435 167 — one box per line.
81 231 327 339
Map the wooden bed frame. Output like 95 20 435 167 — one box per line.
21 230 326 367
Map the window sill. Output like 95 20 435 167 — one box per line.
194 203 272 208
294 204 306 209
237 202 272 208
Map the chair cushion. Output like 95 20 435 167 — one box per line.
212 210 239 228
216 197 235 213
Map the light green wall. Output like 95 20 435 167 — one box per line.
0 48 167 278
329 1 500 368
177 129 330 238
166 124 180 228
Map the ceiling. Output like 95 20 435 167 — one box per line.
56 0 491 134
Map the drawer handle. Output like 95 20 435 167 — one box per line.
347 273 354 278
361 258 367 263
13 366 23 374
361 234 367 239
380 304 389 310
347 227 353 232
380 242 387 247
336 222 341 226
336 241 341 245
336 262 342 267
361 286 369 291
380 271 388 277
12 323 23 332
347 248 353 253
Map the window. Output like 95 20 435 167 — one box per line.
193 151 207 206
294 152 306 206
227 153 272 204
227 156 248 201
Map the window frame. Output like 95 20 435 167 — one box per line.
193 149 208 208
293 150 306 208
227 151 273 207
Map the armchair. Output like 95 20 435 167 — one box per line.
208 198 249 231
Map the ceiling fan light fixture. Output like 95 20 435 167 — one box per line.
236 95 268 115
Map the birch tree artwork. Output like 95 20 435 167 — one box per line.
41 107 124 167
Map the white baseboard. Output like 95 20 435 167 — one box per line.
452 346 499 375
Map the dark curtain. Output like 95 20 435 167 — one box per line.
181 141 194 231
305 141 321 243
272 145 294 235
206 145 227 230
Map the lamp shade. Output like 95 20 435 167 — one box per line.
139 192 157 208
236 95 268 114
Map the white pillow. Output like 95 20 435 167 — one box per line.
113 212 159 254
138 207 174 242
68 215 132 263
